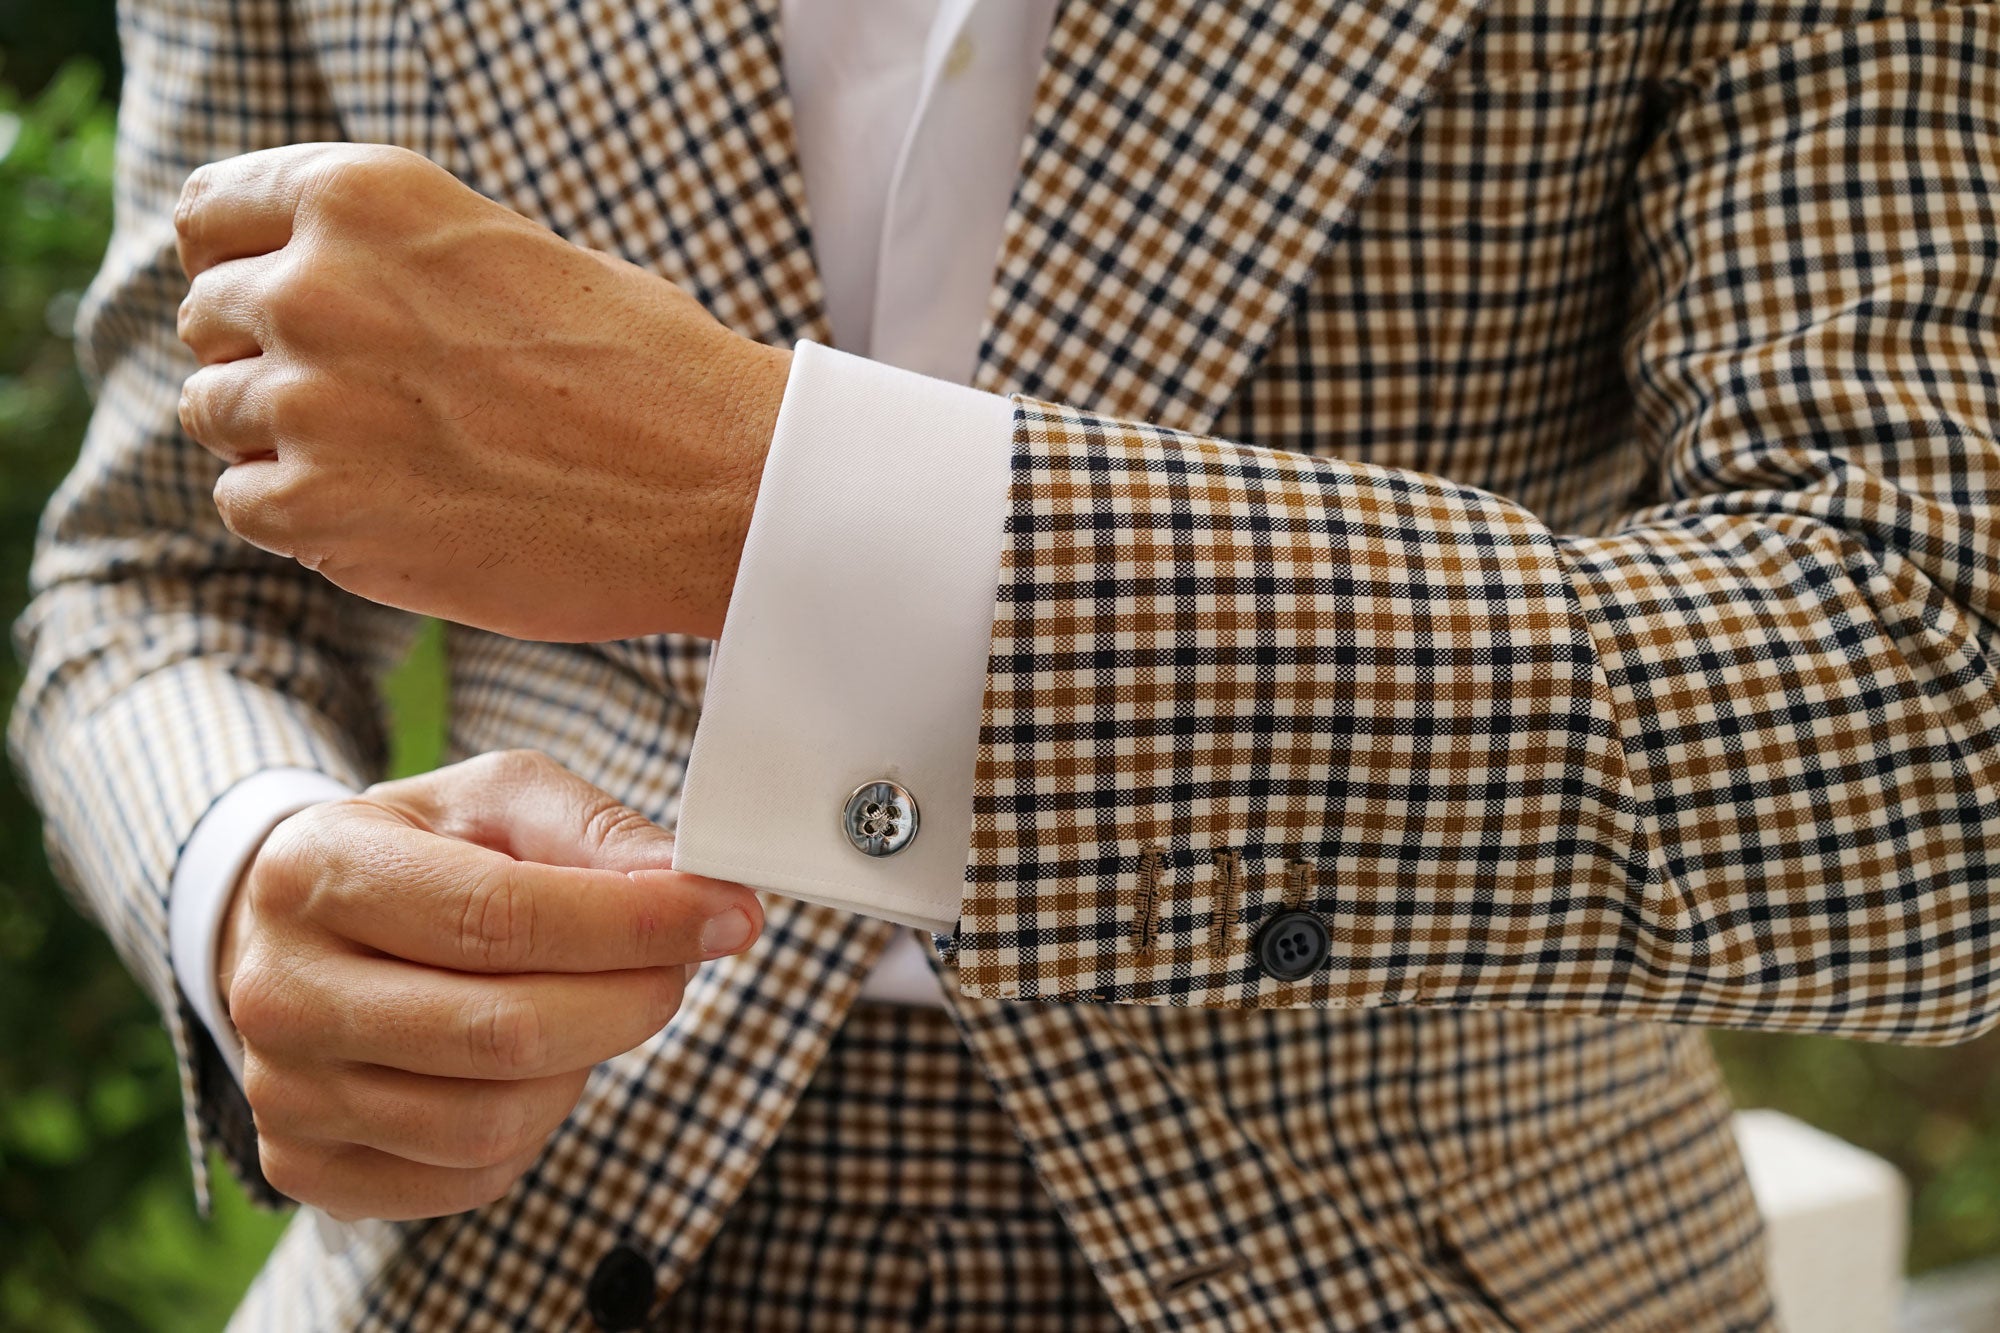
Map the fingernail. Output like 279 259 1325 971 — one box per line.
700 907 755 957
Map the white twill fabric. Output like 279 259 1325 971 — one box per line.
675 343 1013 938
16 0 2000 1327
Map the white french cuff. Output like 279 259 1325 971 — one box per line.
674 341 1015 937
170 767 358 1081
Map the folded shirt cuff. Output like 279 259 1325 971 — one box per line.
673 341 1014 936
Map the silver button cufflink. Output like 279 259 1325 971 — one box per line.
844 780 919 857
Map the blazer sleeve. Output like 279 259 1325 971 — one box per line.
953 0 2000 1044
7 0 416 1206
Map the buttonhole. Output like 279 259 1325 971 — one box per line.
1132 847 1165 952
1155 1254 1247 1301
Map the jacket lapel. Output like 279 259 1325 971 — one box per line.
406 0 830 348
976 0 1491 434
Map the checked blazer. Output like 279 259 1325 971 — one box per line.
14 0 2000 1325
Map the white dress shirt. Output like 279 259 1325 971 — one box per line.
170 0 1050 1063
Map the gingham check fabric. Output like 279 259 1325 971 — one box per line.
957 0 2000 1042
653 1002 1124 1332
226 1002 1128 1330
13 0 1995 1324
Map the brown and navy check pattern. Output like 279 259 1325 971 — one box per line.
653 1001 1125 1333
961 0 2000 1048
13 0 1995 1324
226 1003 1128 1330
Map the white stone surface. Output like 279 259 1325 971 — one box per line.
1735 1110 1908 1332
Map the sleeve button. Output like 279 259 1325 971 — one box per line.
586 1243 656 1330
1253 909 1331 982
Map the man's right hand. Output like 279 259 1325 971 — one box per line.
214 750 763 1222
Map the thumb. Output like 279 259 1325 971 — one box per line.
368 749 679 873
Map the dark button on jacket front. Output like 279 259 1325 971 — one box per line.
1254 910 1330 982
586 1243 656 1331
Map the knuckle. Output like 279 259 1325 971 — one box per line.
642 966 686 1032
465 1162 523 1213
240 1060 324 1145
262 370 317 434
261 259 326 329
458 865 534 971
178 377 214 443
252 806 339 915
511 749 559 777
477 749 560 790
239 1059 288 1127
464 1095 542 1168
211 467 269 542
257 1135 326 1205
182 263 220 312
303 152 367 207
469 991 545 1078
225 960 296 1050
311 145 426 213
174 166 211 240
455 1122 513 1172
474 749 525 780
214 465 312 553
210 466 243 520
581 798 651 853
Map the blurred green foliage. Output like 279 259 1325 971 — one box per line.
0 1 119 99
1716 1029 2000 1273
0 18 1995 1332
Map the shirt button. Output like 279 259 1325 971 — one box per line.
944 33 975 78
1253 910 1331 982
586 1243 656 1331
844 780 920 857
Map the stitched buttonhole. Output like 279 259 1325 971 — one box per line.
1211 850 1245 945
1132 847 1165 952
1155 1254 1248 1301
1282 858 1314 909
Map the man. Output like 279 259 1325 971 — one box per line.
13 0 1999 1326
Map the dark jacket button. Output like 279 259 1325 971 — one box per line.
586 1243 656 1331
1254 909 1331 982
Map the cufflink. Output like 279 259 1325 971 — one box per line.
844 780 919 856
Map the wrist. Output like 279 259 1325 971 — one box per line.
686 336 791 640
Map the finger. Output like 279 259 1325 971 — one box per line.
246 1057 588 1170
243 949 687 1079
211 456 301 555
175 145 337 279
308 807 762 972
177 252 277 364
181 360 276 464
259 1133 542 1222
370 750 683 872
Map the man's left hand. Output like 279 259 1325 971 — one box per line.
174 143 790 643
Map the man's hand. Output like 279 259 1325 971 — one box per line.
173 143 791 643
215 750 764 1221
